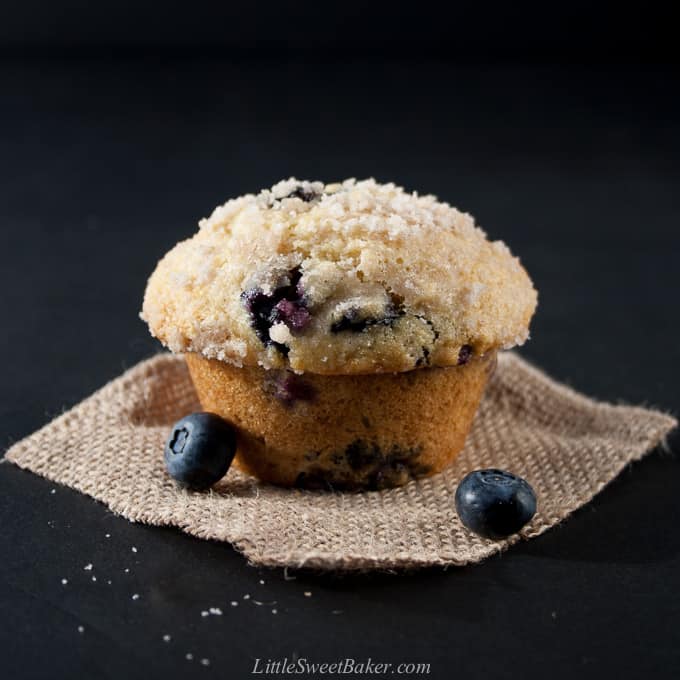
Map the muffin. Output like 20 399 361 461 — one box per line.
141 178 537 490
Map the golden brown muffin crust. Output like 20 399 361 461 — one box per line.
142 178 537 374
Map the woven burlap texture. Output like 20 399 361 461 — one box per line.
5 353 676 570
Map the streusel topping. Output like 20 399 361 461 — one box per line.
141 178 537 374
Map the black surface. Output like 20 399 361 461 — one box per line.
2 56 679 679
2 2 680 61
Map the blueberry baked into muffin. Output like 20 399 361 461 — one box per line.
141 178 537 490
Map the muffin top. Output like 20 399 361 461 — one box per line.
141 178 537 374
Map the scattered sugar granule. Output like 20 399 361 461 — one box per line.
107 580 112 585
77 626 84 634
230 601 238 607
124 568 130 573
131 547 138 553
259 579 265 585
304 591 312 597
91 576 97 582
200 659 210 667
551 611 557 619
272 609 278 615
131 593 140 600
208 607 222 616
105 533 110 538
243 594 251 600
83 564 93 571
61 579 68 585
331 610 343 615
201 610 209 617
50 489 56 494
162 634 171 642
186 653 194 661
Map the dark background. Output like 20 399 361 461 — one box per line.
1 3 679 679
1 2 679 61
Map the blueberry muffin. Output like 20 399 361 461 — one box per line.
141 178 537 490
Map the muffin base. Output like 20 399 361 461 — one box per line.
185 352 497 490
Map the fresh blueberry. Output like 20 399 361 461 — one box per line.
164 412 237 490
455 468 536 540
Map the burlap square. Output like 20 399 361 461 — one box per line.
5 353 676 570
